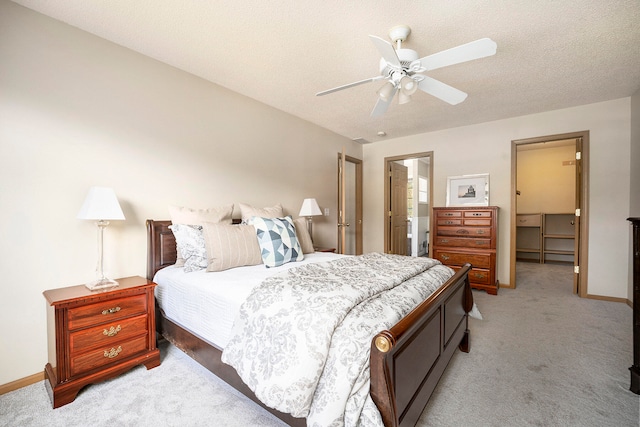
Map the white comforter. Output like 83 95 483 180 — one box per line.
221 252 454 427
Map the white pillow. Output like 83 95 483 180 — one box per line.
169 224 207 273
239 203 283 223
169 204 234 266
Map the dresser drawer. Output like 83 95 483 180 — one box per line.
468 268 492 285
69 314 148 353
450 266 492 285
463 210 492 218
434 236 492 249
437 218 462 226
434 249 492 269
68 294 147 330
70 335 149 377
463 218 492 226
517 214 541 227
436 210 462 218
436 226 492 238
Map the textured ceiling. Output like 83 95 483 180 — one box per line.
11 0 640 144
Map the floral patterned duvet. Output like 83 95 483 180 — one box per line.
221 252 454 427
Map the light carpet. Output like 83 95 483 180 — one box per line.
1 262 638 426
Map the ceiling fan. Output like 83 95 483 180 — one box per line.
316 25 497 117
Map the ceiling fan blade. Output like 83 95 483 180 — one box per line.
369 35 401 68
370 86 398 117
419 38 497 71
316 76 384 96
417 75 468 105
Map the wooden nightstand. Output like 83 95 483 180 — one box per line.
43 276 161 408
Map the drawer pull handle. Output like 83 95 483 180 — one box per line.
472 213 482 216
104 346 122 359
444 213 454 216
474 273 486 279
440 239 449 243
102 306 121 315
456 229 469 235
441 254 450 261
476 241 485 245
445 221 454 224
477 230 485 234
103 325 121 337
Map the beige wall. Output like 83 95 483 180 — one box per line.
0 2 360 385
516 145 576 214
363 98 632 300
630 89 640 301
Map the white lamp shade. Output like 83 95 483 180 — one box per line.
377 81 396 102
299 198 322 217
398 91 412 105
77 187 125 220
400 76 418 96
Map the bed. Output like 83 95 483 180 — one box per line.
146 218 473 427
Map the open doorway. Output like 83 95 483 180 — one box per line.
511 132 589 296
384 152 433 256
337 153 362 255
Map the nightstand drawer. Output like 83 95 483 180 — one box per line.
70 335 148 377
433 249 492 269
69 314 148 353
435 236 491 249
68 294 147 330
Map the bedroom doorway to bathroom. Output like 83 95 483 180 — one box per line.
338 153 362 255
511 131 589 296
384 152 433 257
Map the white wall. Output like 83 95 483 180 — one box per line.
0 2 360 385
363 98 632 299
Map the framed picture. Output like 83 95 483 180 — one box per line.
446 173 489 206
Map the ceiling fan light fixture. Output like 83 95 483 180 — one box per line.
400 76 418 95
377 81 396 102
398 91 412 105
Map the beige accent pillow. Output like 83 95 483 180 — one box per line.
169 204 234 266
293 217 315 254
202 222 262 272
239 202 284 223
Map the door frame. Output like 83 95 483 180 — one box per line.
384 151 434 255
337 153 363 255
510 131 589 296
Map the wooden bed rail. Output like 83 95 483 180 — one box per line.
370 264 473 427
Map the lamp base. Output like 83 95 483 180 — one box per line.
85 278 119 291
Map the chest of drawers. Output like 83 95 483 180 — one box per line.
43 276 160 408
432 206 499 295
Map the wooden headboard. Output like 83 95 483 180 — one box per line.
146 220 176 280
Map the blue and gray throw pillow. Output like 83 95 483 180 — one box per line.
251 215 304 268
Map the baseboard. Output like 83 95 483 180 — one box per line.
584 293 628 304
0 371 44 395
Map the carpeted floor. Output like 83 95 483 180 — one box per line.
1 262 638 426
